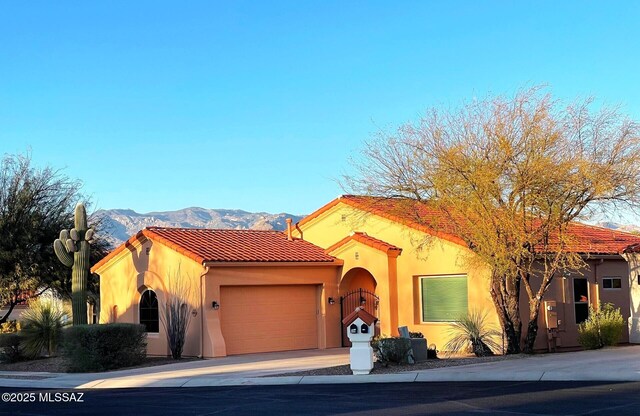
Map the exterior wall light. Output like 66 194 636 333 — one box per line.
328 297 336 305
212 301 220 310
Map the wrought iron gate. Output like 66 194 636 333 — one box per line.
340 288 379 346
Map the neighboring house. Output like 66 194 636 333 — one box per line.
93 195 640 357
91 227 343 357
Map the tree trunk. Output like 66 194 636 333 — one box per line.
0 301 17 325
523 299 542 353
490 273 522 354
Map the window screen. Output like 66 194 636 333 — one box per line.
421 275 468 322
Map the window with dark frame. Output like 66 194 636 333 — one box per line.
573 278 589 324
139 289 159 333
602 277 622 289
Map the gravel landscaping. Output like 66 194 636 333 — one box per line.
273 354 528 377
0 356 200 374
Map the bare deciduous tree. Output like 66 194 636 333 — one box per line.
347 87 640 353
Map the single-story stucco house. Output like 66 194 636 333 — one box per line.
92 195 640 357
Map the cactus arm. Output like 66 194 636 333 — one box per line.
75 203 88 230
54 239 73 267
60 229 70 241
65 239 76 252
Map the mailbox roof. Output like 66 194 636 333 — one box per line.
342 306 377 326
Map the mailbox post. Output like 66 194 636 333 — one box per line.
342 306 377 375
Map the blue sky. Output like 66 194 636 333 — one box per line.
1 1 639 216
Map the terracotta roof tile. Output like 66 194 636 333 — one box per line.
325 232 402 255
300 195 640 255
92 227 337 273
342 306 378 326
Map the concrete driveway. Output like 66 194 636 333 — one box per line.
0 348 350 389
1 345 640 389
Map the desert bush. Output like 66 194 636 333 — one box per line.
372 336 412 365
444 310 502 357
20 296 69 358
62 324 147 372
0 332 25 363
0 320 20 334
599 303 625 346
160 265 195 359
578 303 625 350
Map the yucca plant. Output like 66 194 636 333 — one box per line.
20 296 69 358
444 309 502 357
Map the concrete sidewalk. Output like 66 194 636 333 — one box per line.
1 345 640 389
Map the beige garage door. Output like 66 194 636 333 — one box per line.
220 285 319 355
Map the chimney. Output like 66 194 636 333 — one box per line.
286 218 293 241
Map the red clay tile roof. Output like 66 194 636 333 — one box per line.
299 195 640 255
342 306 378 326
325 232 402 255
92 227 338 273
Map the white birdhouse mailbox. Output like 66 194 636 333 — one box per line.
342 306 377 375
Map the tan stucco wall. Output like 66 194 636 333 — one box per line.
524 258 631 351
98 237 204 356
294 203 498 351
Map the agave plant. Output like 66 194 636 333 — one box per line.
20 295 69 358
444 309 502 357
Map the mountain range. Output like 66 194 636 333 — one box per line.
94 207 304 247
93 207 640 249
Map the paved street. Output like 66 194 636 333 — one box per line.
2 382 640 416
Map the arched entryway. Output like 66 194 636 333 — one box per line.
339 267 378 346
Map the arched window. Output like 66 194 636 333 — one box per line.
139 289 159 333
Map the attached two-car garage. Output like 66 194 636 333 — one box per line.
220 285 320 355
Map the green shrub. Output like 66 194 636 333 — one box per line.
578 303 625 350
372 336 412 365
0 333 25 363
599 304 625 346
20 296 69 358
62 324 147 372
0 320 20 334
444 310 502 357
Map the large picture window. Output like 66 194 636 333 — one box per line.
140 289 159 333
420 275 468 322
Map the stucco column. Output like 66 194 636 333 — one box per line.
387 252 400 336
203 274 227 357
622 253 640 343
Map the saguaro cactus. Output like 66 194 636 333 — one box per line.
53 203 95 325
